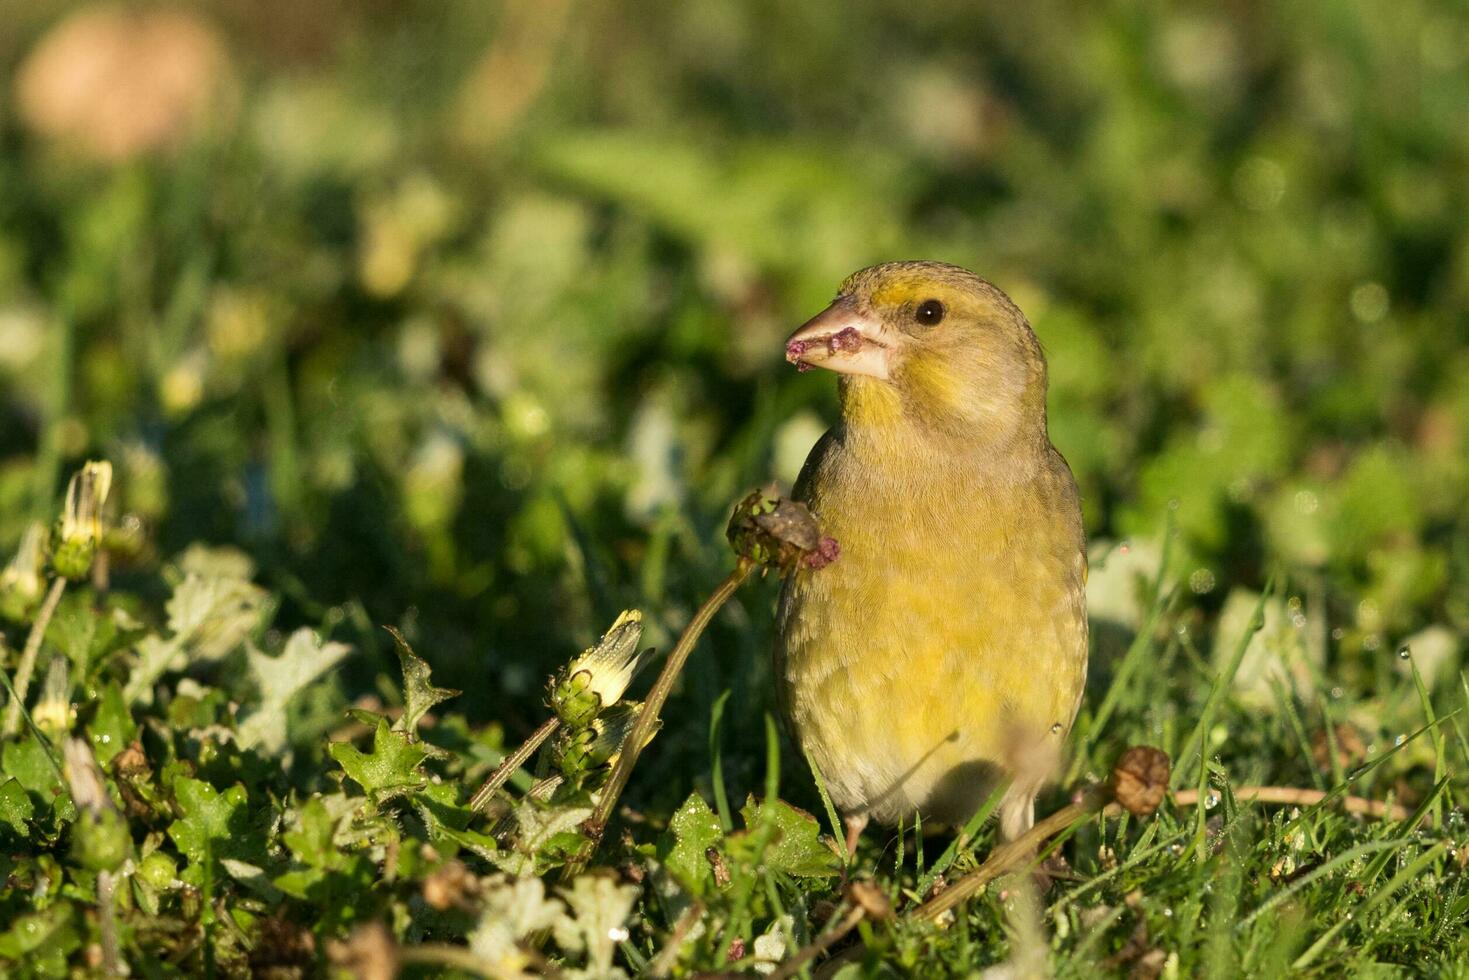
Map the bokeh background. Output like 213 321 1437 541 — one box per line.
2 1 1466 779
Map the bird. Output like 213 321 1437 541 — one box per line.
775 260 1088 854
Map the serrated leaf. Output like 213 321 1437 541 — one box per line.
414 782 499 861
0 778 34 836
166 573 268 662
739 796 840 877
492 801 593 876
469 877 567 968
385 626 459 737
236 628 352 752
658 793 725 896
167 776 249 886
329 718 429 802
555 874 641 977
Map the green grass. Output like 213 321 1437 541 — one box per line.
1 0 1467 975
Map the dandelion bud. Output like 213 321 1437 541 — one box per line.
51 461 113 580
549 610 651 729
0 522 47 622
726 488 838 571
137 851 179 891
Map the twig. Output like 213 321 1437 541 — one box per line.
915 746 1173 921
1173 785 1409 822
4 577 67 737
915 790 1119 922
915 763 1414 924
563 560 753 879
468 716 561 812
768 905 865 980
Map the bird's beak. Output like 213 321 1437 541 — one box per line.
784 297 893 380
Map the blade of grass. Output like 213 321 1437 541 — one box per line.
801 744 845 870
1282 709 1462 836
1069 589 1172 784
710 688 734 832
1291 843 1445 969
1407 653 1449 818
914 779 1009 898
1236 839 1403 929
1358 776 1450 888
1269 674 1324 791
1174 579 1272 790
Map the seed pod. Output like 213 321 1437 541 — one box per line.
1111 746 1171 817
726 488 838 572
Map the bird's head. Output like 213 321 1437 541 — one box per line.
786 261 1048 445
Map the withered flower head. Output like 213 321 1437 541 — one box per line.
552 701 659 778
1111 746 1171 817
33 656 74 737
549 610 651 729
0 522 48 621
727 488 839 572
52 460 112 580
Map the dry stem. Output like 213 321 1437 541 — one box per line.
468 715 561 812
4 576 66 737
1173 785 1409 822
768 905 866 980
563 560 752 879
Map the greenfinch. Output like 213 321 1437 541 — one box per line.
776 261 1088 848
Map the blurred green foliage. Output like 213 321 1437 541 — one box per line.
4 0 1466 708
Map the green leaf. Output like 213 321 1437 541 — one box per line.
167 776 249 886
738 796 841 877
386 626 459 737
282 796 342 871
236 628 352 752
0 737 71 825
329 717 429 802
0 778 34 836
0 901 79 964
658 792 725 895
413 782 498 861
86 682 136 765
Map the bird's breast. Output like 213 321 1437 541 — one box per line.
775 446 1087 825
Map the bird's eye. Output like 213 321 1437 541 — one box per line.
914 299 945 326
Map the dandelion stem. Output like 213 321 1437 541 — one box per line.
564 560 753 878
468 715 560 812
4 577 67 737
